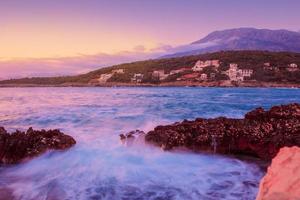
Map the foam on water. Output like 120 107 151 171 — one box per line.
0 87 300 200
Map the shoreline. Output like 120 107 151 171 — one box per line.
1 80 300 88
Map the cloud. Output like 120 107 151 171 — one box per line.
0 41 218 80
164 41 219 55
133 45 146 52
150 44 174 52
0 50 162 79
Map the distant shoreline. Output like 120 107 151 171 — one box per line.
1 80 300 88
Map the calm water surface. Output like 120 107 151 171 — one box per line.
0 87 300 200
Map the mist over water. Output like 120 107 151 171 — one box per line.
1 87 300 200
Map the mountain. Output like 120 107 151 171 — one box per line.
162 28 300 58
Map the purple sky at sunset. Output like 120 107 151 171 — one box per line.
1 0 300 79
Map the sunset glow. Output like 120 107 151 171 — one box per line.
0 0 300 78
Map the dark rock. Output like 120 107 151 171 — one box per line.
120 130 145 140
141 103 300 160
245 103 300 120
0 127 76 164
120 130 145 147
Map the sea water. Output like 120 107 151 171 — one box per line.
0 87 300 200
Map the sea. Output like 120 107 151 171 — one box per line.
0 87 300 200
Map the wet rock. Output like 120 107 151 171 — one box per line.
120 130 145 147
142 103 300 160
120 130 145 140
0 127 76 164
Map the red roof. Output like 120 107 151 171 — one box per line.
181 73 199 79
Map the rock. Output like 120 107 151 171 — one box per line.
141 103 300 160
120 130 146 147
256 146 300 200
0 127 76 164
245 103 300 120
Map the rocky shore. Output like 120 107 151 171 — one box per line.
122 103 300 160
0 127 76 164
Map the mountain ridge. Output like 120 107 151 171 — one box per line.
162 28 300 58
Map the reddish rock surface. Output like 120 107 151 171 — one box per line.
0 127 76 164
256 146 300 200
142 103 300 160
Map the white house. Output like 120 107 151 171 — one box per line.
226 63 253 81
192 60 220 72
131 73 144 83
152 70 169 80
236 73 244 81
227 63 238 81
264 65 279 71
98 73 113 83
112 69 125 74
263 62 274 71
287 63 298 72
210 73 216 79
200 73 207 81
239 69 253 77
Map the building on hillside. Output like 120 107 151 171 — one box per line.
227 63 238 81
210 73 216 80
170 68 189 75
177 73 199 81
226 63 253 81
131 73 144 83
112 69 125 74
229 63 238 69
152 70 169 80
287 63 298 72
264 62 271 67
192 60 220 72
238 69 253 77
98 73 113 83
263 65 279 72
263 62 274 71
236 73 244 81
200 73 207 81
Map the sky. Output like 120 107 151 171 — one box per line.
1 0 300 78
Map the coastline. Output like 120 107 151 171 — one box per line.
1 80 300 88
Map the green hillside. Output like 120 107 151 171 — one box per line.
1 50 300 85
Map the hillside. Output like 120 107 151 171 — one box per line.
162 28 300 58
1 50 300 86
